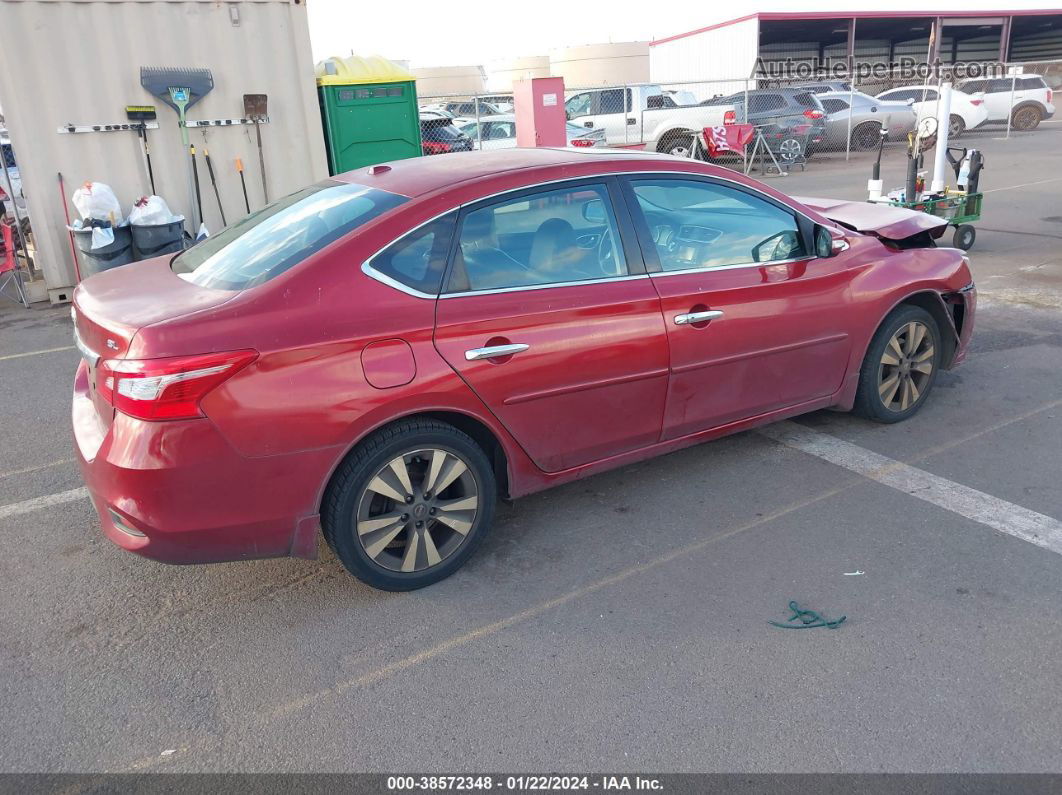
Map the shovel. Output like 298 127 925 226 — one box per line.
243 94 269 204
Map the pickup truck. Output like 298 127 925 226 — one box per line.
564 84 735 156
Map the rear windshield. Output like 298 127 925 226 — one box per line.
172 181 406 290
422 120 464 141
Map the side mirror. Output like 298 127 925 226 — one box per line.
816 225 848 257
582 199 606 223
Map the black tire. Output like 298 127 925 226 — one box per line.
1011 105 1042 131
853 305 942 424
322 418 496 591
952 224 976 250
949 114 966 138
851 122 882 151
659 133 694 158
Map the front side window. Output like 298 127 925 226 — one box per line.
448 184 627 293
172 182 406 290
566 93 592 118
630 179 806 271
822 98 848 113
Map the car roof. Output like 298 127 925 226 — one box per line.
334 148 679 199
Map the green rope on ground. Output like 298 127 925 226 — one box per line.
769 600 846 630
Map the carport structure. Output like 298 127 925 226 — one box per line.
649 10 1062 86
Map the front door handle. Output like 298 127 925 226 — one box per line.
465 343 530 361
674 310 724 325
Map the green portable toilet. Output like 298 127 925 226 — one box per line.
315 55 421 174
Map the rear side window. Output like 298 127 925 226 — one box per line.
1021 77 1046 90
172 182 406 290
369 212 457 295
821 98 848 113
751 94 786 112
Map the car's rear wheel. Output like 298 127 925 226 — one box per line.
323 419 496 591
851 122 882 150
853 305 942 423
1012 105 1042 131
660 133 694 158
949 114 966 138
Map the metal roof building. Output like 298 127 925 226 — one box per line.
650 10 1062 87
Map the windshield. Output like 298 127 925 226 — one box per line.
172 181 406 290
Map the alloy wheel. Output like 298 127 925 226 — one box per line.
355 448 479 573
779 138 802 162
877 321 934 412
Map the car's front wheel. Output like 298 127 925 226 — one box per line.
323 419 496 591
853 305 942 423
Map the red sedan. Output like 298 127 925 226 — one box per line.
72 149 975 590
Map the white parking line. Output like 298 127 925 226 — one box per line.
0 458 75 480
982 176 1062 194
0 487 89 520
0 345 75 362
760 421 1062 556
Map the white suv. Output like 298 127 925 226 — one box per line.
958 75 1055 131
875 85 988 137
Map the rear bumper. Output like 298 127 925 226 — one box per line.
73 361 333 565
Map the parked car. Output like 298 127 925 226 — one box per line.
565 83 735 156
797 81 852 94
478 94 514 113
423 100 502 119
816 90 917 150
875 85 988 137
957 75 1055 130
454 113 606 150
72 148 975 591
662 89 698 106
419 112 474 155
703 88 827 162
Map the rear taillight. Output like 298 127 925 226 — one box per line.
422 141 452 155
1047 89 1053 103
98 350 257 421
570 138 595 147
970 99 983 106
723 110 736 125
803 109 824 119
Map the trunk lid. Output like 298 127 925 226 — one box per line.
795 196 949 245
72 257 237 425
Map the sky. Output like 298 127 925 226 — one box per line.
306 0 1061 68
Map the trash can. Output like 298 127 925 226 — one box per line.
316 55 422 174
73 225 133 277
131 220 185 260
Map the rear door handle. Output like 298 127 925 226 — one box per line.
674 310 724 325
464 343 530 361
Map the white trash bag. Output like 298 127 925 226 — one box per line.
129 195 184 227
70 182 124 249
72 182 122 224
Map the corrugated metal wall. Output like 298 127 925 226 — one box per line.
0 0 328 293
649 17 760 98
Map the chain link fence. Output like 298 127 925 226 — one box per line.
415 57 1061 175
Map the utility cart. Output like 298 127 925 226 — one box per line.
884 190 983 250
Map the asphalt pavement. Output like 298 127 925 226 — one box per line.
1 126 1061 774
